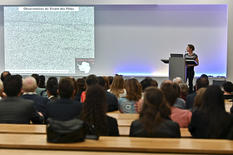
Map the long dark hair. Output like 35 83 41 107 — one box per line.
81 85 108 136
139 87 171 133
199 85 232 138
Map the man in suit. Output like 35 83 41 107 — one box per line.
21 76 48 122
0 75 35 124
45 77 82 121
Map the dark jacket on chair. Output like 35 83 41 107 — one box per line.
45 98 82 121
130 119 181 138
0 97 35 124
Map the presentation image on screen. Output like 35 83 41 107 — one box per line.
4 6 94 75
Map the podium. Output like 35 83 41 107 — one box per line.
161 54 186 81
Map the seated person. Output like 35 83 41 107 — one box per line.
21 77 49 121
45 77 82 121
130 87 180 138
0 75 36 124
108 75 127 98
189 85 233 139
81 85 119 136
173 83 186 109
46 77 58 101
97 76 118 112
161 81 192 128
223 81 233 100
118 78 142 113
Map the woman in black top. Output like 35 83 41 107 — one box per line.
81 85 119 136
184 44 199 93
189 85 233 139
130 87 180 138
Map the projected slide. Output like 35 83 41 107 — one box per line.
4 6 94 75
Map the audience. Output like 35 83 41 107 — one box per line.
173 83 186 109
21 77 48 122
130 87 180 138
81 74 98 103
81 85 119 136
75 78 86 102
109 75 126 98
38 75 46 88
0 75 36 124
0 71 11 82
118 78 142 113
0 80 4 100
223 81 233 100
45 78 82 121
179 83 189 101
97 76 118 112
173 77 183 84
186 76 209 110
140 77 158 92
161 82 192 128
192 88 206 112
189 85 233 139
46 77 58 101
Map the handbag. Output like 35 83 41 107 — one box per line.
46 118 86 143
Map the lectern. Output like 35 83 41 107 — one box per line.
161 54 186 81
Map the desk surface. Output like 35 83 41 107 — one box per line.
0 134 232 154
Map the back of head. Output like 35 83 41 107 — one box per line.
179 83 189 97
76 78 86 93
97 76 106 88
173 77 183 84
3 75 22 97
1 71 11 82
196 77 209 90
111 75 124 90
58 78 74 99
140 77 158 92
160 82 178 106
108 76 114 86
31 74 39 85
223 81 233 93
140 87 171 133
23 77 37 93
86 74 98 87
193 88 206 110
82 85 107 135
125 78 142 101
46 77 58 97
38 75 46 88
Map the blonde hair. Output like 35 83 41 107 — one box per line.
194 88 207 109
110 75 125 98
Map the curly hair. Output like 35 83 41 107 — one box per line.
139 87 171 134
81 85 108 136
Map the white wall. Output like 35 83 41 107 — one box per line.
0 0 232 81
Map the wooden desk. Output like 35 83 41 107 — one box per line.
107 113 139 120
0 134 232 154
0 149 184 155
0 124 191 137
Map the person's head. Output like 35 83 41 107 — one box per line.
46 77 58 97
0 80 3 96
195 77 209 90
173 83 181 98
76 78 86 94
223 81 233 94
108 76 114 86
186 44 195 53
86 74 98 88
110 75 125 97
3 75 23 97
97 76 106 88
38 75 46 88
179 83 189 99
140 87 171 133
0 71 11 82
58 78 75 99
173 77 183 84
160 82 177 106
103 76 110 90
31 74 39 86
193 88 206 110
125 78 142 101
23 77 37 93
160 80 172 89
81 85 108 135
140 77 158 92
